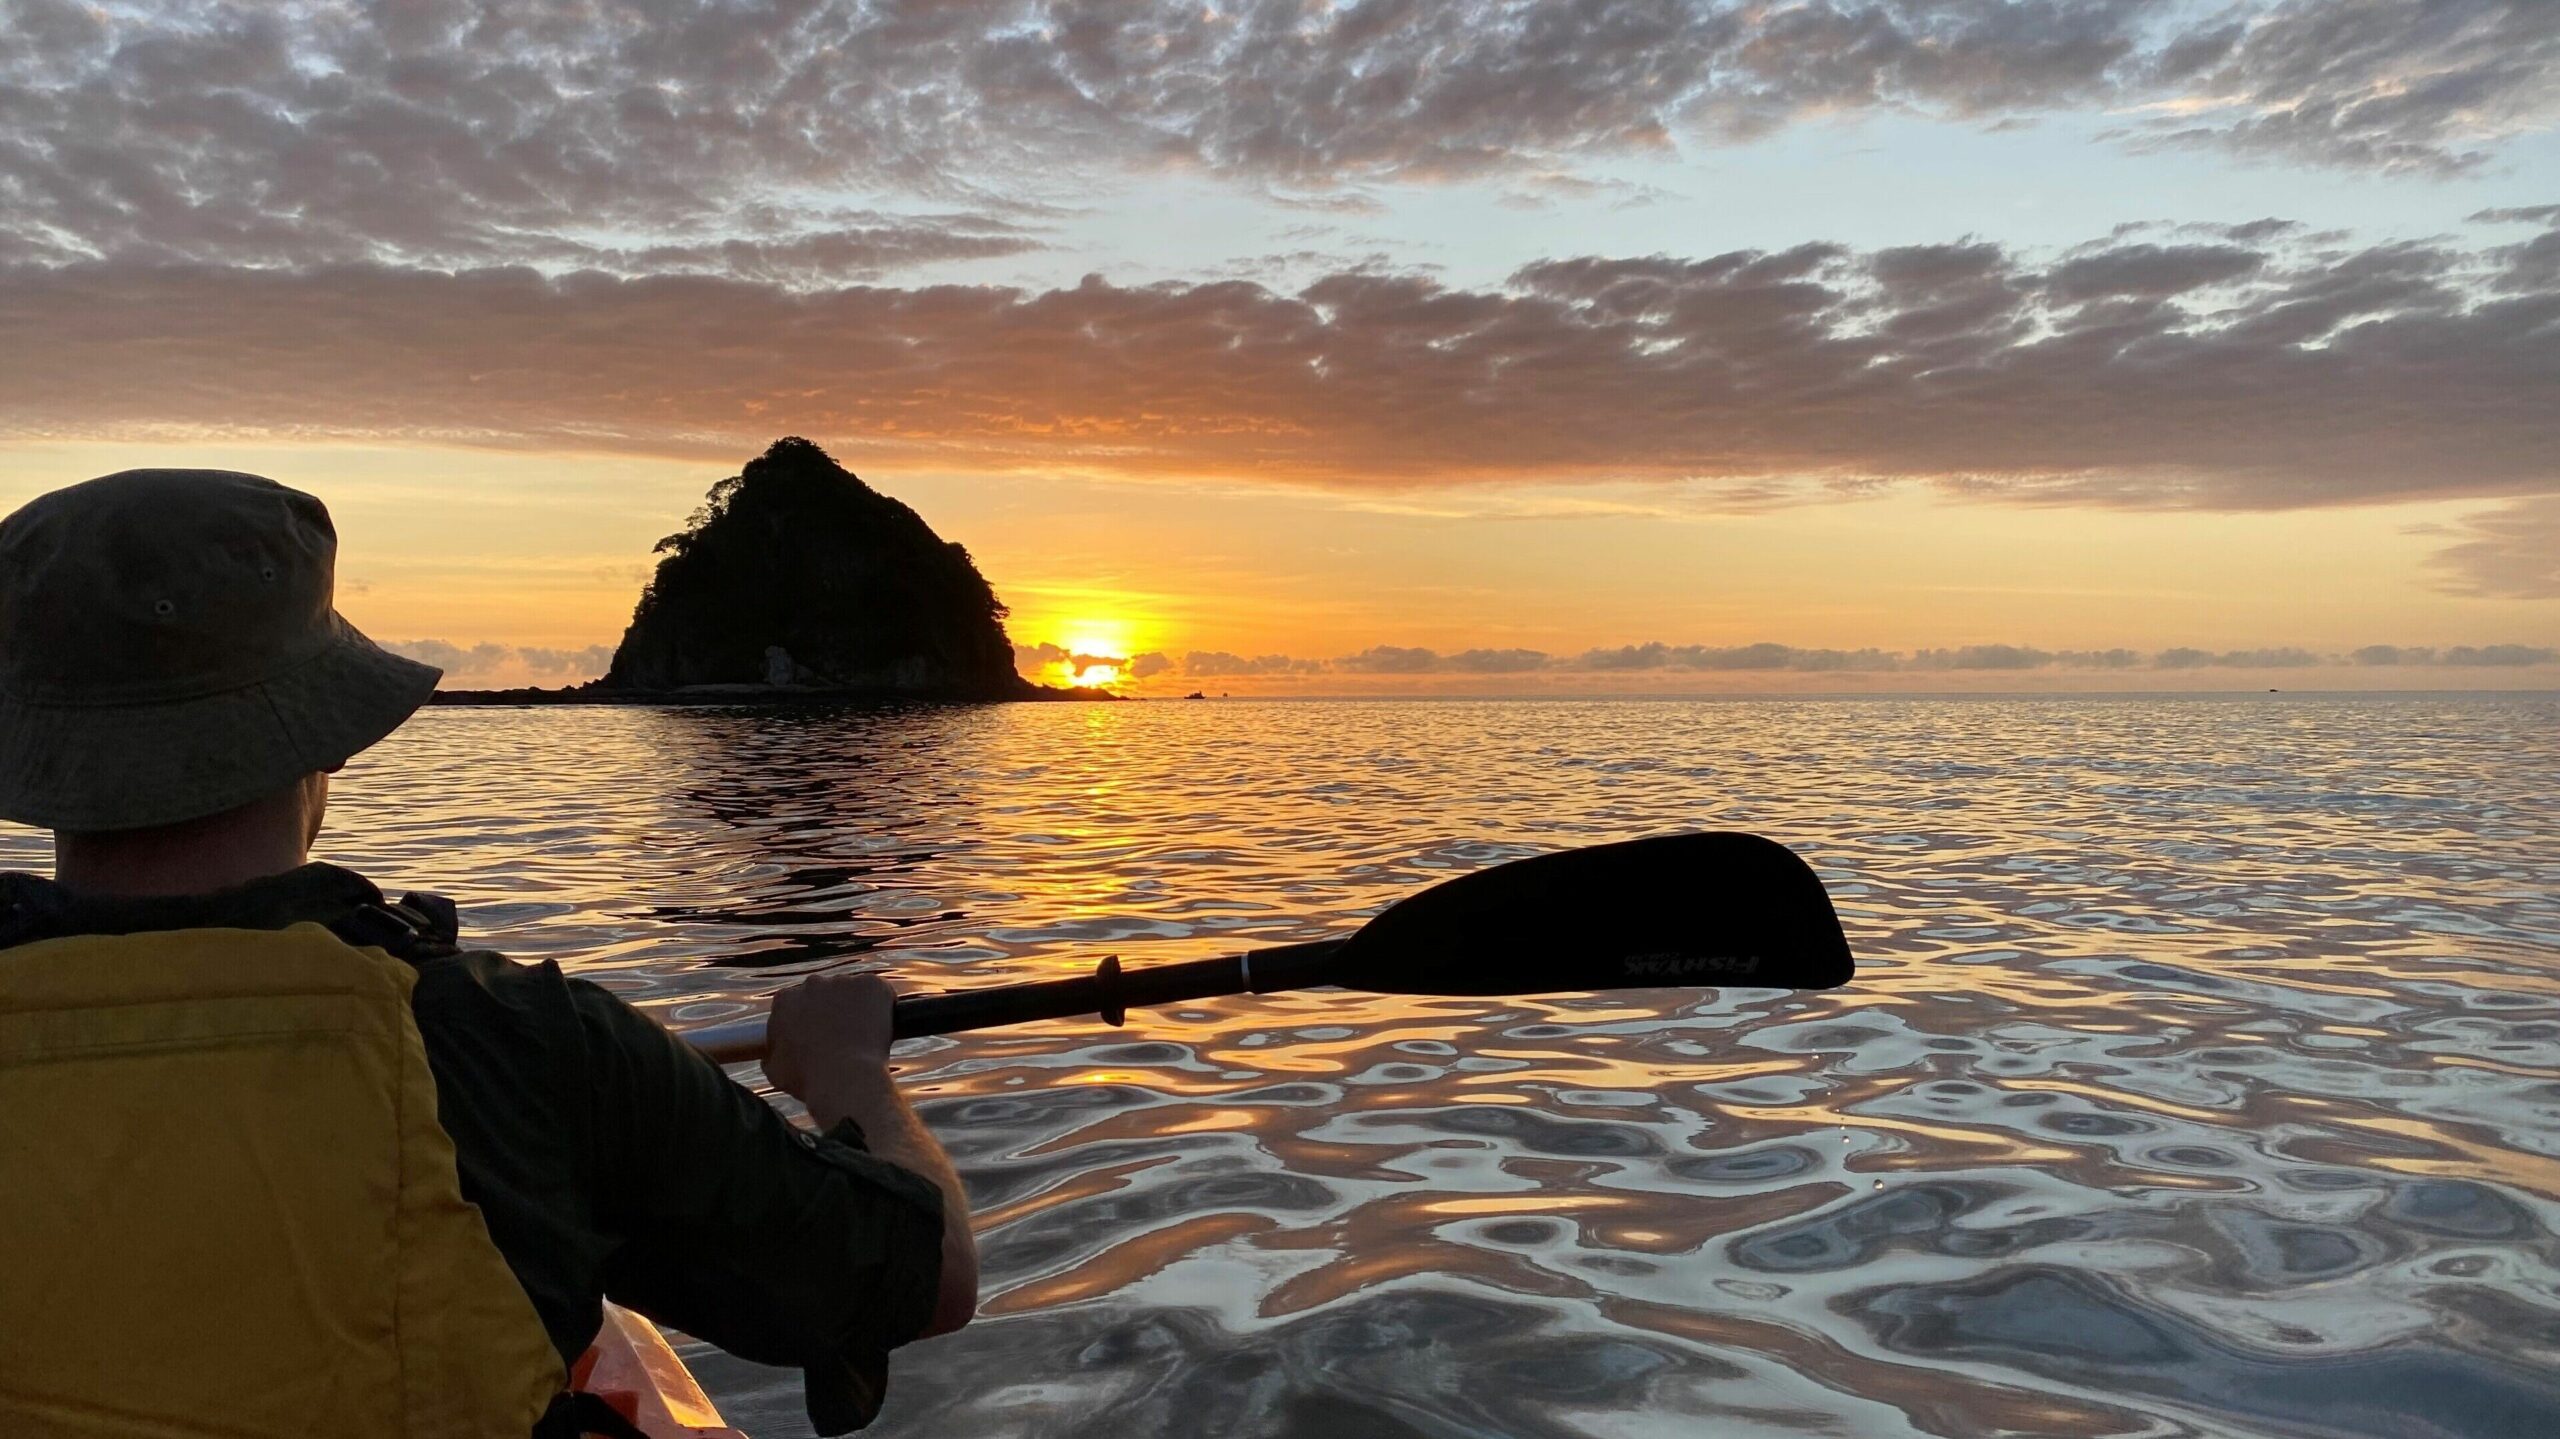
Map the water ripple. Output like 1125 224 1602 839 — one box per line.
9 694 2555 1437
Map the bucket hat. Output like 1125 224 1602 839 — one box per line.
0 469 440 832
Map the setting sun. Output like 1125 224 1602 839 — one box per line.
1061 626 1133 660
1016 618 1149 690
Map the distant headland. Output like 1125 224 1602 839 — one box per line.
433 438 1112 705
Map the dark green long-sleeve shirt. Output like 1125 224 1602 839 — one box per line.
0 863 944 1435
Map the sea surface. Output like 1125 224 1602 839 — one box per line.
16 694 2559 1439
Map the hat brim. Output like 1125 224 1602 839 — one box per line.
0 616 440 832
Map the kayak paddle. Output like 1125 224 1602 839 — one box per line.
684 832 1851 1063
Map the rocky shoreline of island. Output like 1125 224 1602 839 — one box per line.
430 681 1115 706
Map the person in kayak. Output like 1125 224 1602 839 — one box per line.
0 469 976 1438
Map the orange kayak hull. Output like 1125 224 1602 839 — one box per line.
571 1304 749 1439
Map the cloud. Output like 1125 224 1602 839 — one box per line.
1 4 2550 278
2424 497 2560 599
1903 644 2154 670
1578 642 1897 672
2154 646 2323 669
1179 650 1326 677
1125 639 2560 683
1445 648 1553 674
0 0 1047 274
7 220 2554 520
1335 645 1444 674
2045 244 2265 302
2063 648 2146 669
2128 0 2560 175
2352 642 2557 666
1910 644 2059 671
515 226 1043 287
1014 641 1129 674
382 638 620 681
518 644 616 675
1127 652 1174 679
382 638 515 676
2443 644 2558 666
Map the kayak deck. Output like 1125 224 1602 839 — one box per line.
573 1304 749 1438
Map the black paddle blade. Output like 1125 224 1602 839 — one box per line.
1332 833 1852 996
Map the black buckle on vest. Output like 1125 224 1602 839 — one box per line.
327 892 459 961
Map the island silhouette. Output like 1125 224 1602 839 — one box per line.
438 438 1108 704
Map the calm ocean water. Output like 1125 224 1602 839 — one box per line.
12 694 2558 1438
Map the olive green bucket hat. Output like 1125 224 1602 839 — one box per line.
0 469 440 832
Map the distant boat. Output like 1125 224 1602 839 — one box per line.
1184 690 1206 700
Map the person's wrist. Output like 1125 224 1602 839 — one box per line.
796 1057 894 1128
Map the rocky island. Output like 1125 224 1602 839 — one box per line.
437 438 1103 704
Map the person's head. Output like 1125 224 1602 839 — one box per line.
0 470 441 897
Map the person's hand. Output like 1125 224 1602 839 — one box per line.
763 969 897 1124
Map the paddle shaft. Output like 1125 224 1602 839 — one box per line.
677 831 1856 1063
684 938 1347 1064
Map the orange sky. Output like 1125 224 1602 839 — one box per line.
2 439 2549 695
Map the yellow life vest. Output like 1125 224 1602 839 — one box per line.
0 922 565 1438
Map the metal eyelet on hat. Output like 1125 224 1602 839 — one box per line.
260 564 278 582
152 598 176 617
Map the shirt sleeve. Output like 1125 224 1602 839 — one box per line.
567 977 947 1429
